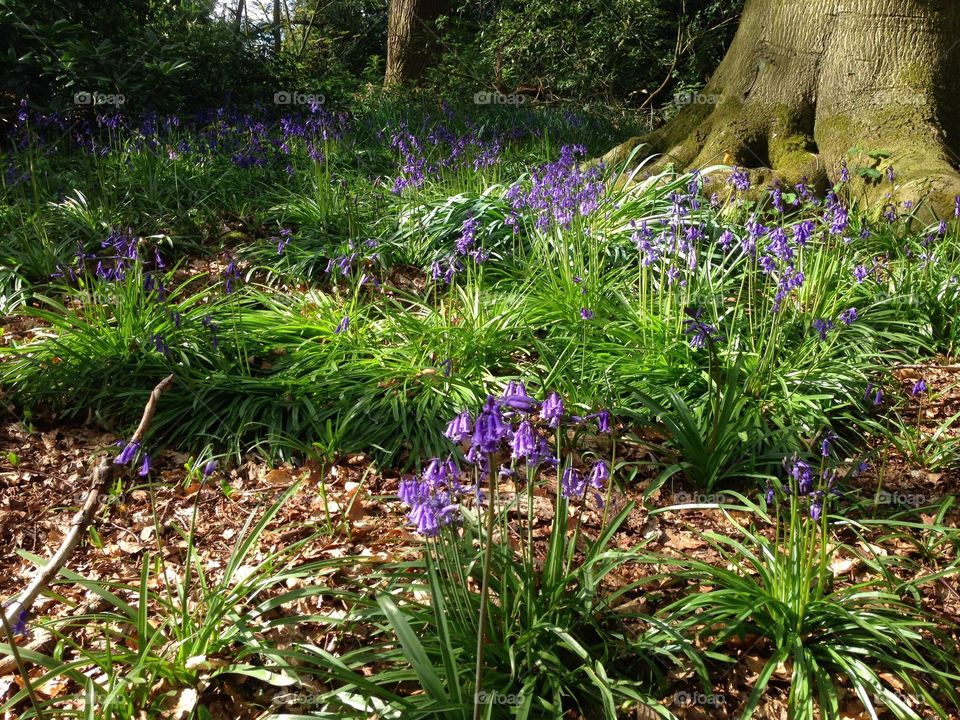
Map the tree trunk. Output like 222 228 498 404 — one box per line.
273 0 282 54
384 0 448 87
608 0 960 219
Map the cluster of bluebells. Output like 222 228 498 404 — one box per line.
10 102 350 172
397 383 612 536
765 454 839 521
683 307 723 350
115 438 151 477
505 145 604 232
53 228 148 284
389 119 504 194
430 215 491 284
324 239 381 288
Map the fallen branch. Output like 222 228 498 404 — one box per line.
0 596 108 676
1 374 175 632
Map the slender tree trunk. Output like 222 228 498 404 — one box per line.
384 0 449 87
607 0 960 219
273 0 282 54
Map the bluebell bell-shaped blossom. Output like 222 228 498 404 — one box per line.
812 318 834 341
541 392 564 428
471 395 511 453
444 410 473 443
115 440 141 465
500 382 539 413
511 420 537 461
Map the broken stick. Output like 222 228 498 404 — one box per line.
1 374 175 631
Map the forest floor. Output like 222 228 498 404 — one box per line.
3 363 959 719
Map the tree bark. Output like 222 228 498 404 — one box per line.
384 0 448 87
607 0 960 219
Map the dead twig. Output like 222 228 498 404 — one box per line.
1 375 175 632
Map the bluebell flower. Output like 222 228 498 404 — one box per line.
471 395 511 453
500 381 539 413
839 307 857 325
541 391 564 428
444 410 472 443
580 308 594 320
911 378 927 396
560 467 585 499
115 440 141 465
683 307 722 349
810 494 823 520
334 315 349 334
138 454 151 477
729 167 750 192
785 456 814 495
595 410 611 434
511 420 537 460
812 318 834 341
820 431 837 457
202 459 218 478
588 459 608 490
12 610 28 637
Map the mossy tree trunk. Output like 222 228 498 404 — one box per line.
609 0 960 218
384 0 448 87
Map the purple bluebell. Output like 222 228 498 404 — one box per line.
820 431 837 457
560 467 586 500
12 610 28 637
683 307 722 349
812 318 834 341
511 420 537 460
115 440 141 465
580 308 594 320
729 167 750 192
810 494 823 521
334 315 349 334
911 378 927 396
472 395 511 453
785 456 814 495
541 391 564 428
203 459 218 477
595 410 611 434
501 381 539 413
139 454 151 477
839 307 857 325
